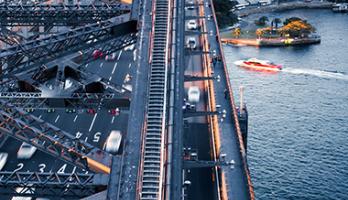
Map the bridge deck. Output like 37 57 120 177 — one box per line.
201 0 254 199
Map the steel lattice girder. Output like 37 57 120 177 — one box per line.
0 26 25 45
0 100 112 173
0 171 108 197
0 4 131 26
0 92 131 109
0 19 137 76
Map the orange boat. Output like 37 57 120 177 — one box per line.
234 58 282 72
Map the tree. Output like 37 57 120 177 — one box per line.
273 18 282 29
283 17 302 25
232 27 241 38
255 16 269 26
279 19 315 38
214 0 239 28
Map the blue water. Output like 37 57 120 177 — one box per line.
223 10 348 199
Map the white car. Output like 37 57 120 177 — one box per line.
124 44 135 51
0 152 8 171
187 20 198 30
104 130 122 154
186 37 197 49
188 86 200 103
105 52 117 61
17 142 37 159
186 0 195 9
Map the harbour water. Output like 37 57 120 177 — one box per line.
223 9 348 199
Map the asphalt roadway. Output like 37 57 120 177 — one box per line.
183 2 217 200
0 45 137 199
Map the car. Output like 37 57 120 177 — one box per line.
47 108 55 113
105 52 117 61
188 86 200 103
65 108 76 113
87 108 96 114
17 142 37 159
186 0 195 9
92 49 103 59
187 20 198 30
0 152 8 171
25 106 34 113
108 108 120 116
186 37 197 49
104 130 122 154
124 44 135 51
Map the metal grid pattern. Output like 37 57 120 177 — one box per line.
0 19 137 76
0 4 130 26
139 0 170 198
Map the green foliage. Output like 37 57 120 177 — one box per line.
214 0 239 28
255 16 269 26
283 17 302 25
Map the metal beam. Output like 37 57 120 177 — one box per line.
0 92 130 109
183 160 234 169
0 4 130 26
0 26 24 45
183 110 219 118
0 19 137 77
0 100 112 173
184 31 208 36
0 171 108 198
184 75 215 82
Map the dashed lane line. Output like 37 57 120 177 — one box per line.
88 113 98 132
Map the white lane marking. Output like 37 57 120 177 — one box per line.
73 115 78 122
109 76 112 81
117 50 123 60
133 49 137 61
88 113 98 132
111 62 118 74
128 63 131 68
100 62 104 68
85 63 89 68
54 115 60 123
111 116 115 124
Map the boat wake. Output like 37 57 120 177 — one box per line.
281 67 348 81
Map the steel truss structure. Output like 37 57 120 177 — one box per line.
0 92 131 109
0 26 25 45
0 19 137 76
0 171 108 197
0 4 130 26
0 100 111 173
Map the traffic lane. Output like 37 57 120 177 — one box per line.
0 138 86 174
0 110 128 173
85 49 135 94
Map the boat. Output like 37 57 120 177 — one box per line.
234 58 282 72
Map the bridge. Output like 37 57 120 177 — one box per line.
0 0 254 199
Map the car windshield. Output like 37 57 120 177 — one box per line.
191 90 199 94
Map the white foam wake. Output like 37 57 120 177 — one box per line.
281 67 348 81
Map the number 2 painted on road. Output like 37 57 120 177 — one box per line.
14 163 24 172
